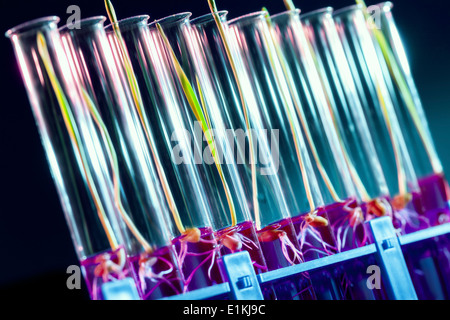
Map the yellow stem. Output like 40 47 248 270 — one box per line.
207 0 261 229
260 10 317 211
105 0 185 235
264 7 340 203
81 89 153 252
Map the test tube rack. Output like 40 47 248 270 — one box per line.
100 216 450 300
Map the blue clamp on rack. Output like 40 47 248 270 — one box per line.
369 217 418 300
101 277 141 300
221 251 264 300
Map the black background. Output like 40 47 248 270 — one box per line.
0 0 449 300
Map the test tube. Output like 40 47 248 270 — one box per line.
367 2 450 298
228 7 367 300
300 7 390 210
103 14 228 293
227 9 342 264
369 1 450 225
149 11 273 276
333 4 426 235
59 16 185 299
269 6 394 298
270 7 369 253
193 4 347 297
6 16 139 300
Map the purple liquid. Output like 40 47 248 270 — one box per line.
418 173 450 226
326 198 371 252
291 210 337 262
216 221 268 274
129 245 182 300
80 246 137 300
434 234 450 298
392 191 430 234
292 211 353 300
172 227 224 293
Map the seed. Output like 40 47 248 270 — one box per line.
222 233 242 251
308 215 329 227
367 198 388 217
182 228 201 243
391 193 412 211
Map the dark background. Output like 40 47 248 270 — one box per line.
0 0 449 300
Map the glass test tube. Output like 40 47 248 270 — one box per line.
6 17 138 300
228 10 339 264
157 11 317 299
150 12 272 278
60 17 186 299
191 11 320 299
270 9 390 300
270 8 369 253
300 7 389 205
369 2 450 298
333 4 425 235
371 2 450 225
299 6 392 245
104 15 227 293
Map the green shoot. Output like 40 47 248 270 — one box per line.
156 22 237 227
